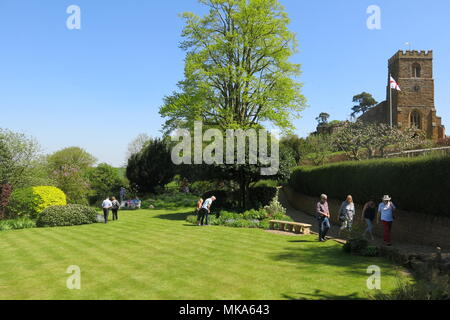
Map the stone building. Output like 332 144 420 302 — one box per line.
359 50 445 141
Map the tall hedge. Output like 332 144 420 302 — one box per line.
7 186 67 219
289 156 450 217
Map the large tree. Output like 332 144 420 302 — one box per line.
125 133 152 161
87 163 126 205
47 147 97 204
351 92 378 119
126 139 176 194
0 129 40 218
315 112 330 125
159 0 306 209
160 0 306 133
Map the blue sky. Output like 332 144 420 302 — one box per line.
1 0 449 167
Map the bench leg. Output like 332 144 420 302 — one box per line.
294 226 301 234
287 225 294 232
303 227 311 235
279 223 286 231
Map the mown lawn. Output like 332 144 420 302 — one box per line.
0 208 407 300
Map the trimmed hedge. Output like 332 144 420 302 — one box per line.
37 204 97 228
289 156 450 217
7 186 67 219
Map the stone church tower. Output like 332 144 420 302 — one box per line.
360 50 445 141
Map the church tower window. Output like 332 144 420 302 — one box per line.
412 63 421 78
410 111 421 129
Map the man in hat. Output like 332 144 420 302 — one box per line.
316 194 331 242
377 195 396 246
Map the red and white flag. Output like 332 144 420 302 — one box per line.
390 76 401 91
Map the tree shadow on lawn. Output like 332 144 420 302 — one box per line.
271 244 399 279
153 211 193 221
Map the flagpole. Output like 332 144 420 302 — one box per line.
390 74 393 127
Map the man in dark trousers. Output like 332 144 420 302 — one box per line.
102 197 113 224
198 196 216 226
316 194 331 242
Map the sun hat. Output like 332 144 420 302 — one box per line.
321 194 328 200
382 195 392 201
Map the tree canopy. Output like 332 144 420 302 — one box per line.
160 0 306 133
351 92 378 119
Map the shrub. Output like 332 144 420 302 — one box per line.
0 218 36 231
264 191 287 217
242 209 268 220
370 276 449 300
37 204 97 228
190 181 216 196
186 215 198 225
248 186 277 209
361 246 379 257
289 155 450 217
7 186 67 219
148 193 199 209
343 238 369 255
251 180 279 188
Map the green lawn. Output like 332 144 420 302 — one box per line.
0 208 406 300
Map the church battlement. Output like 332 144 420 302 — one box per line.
389 50 433 63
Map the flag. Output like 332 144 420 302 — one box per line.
390 76 401 91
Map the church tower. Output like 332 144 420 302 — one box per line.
387 50 445 140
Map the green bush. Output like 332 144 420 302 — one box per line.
7 186 67 219
186 208 292 230
248 186 277 209
190 181 216 196
370 276 449 300
37 204 97 228
361 246 379 257
289 155 450 217
242 209 269 220
251 180 279 188
0 218 36 231
146 193 199 210
343 238 369 255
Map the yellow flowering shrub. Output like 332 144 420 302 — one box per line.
7 186 67 219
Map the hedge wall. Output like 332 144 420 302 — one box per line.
289 156 450 217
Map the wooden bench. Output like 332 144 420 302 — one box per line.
269 220 312 235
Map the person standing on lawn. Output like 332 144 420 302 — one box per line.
198 196 216 226
338 195 355 237
102 197 113 224
377 195 396 246
316 194 331 242
195 198 204 222
362 200 377 240
111 197 121 221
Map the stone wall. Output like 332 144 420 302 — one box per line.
283 186 450 249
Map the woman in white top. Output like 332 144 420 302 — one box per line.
338 195 355 237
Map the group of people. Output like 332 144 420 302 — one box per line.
316 194 396 246
195 196 217 226
101 197 121 224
